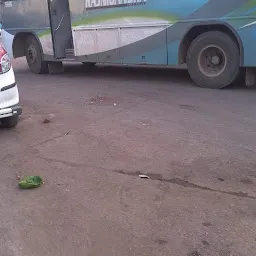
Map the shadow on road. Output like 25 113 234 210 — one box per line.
14 58 250 91
62 63 192 84
58 63 249 90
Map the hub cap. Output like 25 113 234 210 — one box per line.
198 45 227 77
27 45 37 65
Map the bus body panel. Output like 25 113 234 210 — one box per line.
1 0 52 57
1 0 256 67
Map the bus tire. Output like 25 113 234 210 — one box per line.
25 35 49 74
187 31 240 89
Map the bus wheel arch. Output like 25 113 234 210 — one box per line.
179 23 243 66
13 32 37 58
13 33 48 74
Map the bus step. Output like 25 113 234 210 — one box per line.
65 48 74 58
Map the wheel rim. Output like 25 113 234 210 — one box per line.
197 45 227 78
27 45 37 65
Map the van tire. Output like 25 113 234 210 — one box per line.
25 36 49 74
1 115 18 128
187 31 240 89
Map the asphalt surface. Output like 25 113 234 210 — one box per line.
1 58 256 256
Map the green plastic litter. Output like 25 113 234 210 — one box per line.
19 176 43 189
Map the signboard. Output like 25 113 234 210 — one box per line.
85 0 147 10
4 1 12 7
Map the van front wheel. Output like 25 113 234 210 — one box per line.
1 115 18 128
187 31 240 89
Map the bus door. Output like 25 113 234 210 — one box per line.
48 0 73 59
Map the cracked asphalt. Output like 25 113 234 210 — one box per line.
1 58 256 256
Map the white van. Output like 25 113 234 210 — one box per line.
0 43 22 128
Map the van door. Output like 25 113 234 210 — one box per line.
48 0 73 59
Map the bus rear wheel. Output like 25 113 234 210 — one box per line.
187 31 240 89
25 36 49 74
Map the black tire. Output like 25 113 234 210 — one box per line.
187 31 240 89
25 35 49 74
1 115 18 128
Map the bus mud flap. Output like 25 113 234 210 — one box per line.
48 62 64 74
245 68 256 87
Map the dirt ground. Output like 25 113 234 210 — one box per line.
1 58 256 256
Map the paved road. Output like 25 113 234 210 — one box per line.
1 58 256 256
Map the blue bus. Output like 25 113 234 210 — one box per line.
1 0 256 89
